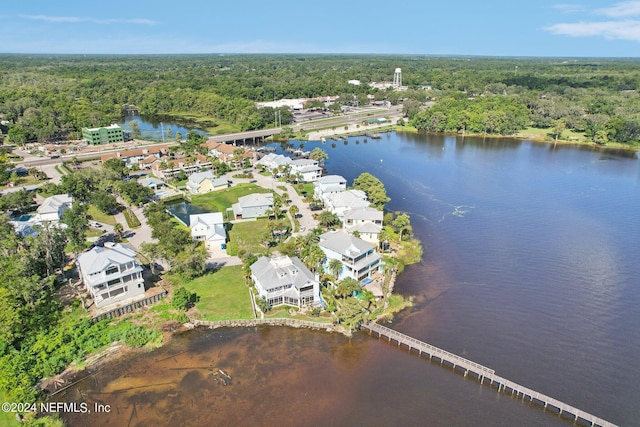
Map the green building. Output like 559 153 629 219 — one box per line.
81 124 124 145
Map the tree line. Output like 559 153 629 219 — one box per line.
1 55 639 144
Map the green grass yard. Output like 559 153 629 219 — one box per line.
87 205 117 226
225 219 270 256
180 265 254 321
190 183 271 213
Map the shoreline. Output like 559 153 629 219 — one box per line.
394 126 640 154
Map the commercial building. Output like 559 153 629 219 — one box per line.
82 124 125 145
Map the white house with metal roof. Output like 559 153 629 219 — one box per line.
256 153 292 172
190 212 226 256
36 194 73 223
250 256 321 308
318 230 381 281
323 189 369 221
343 206 384 243
232 193 274 219
290 158 322 182
313 175 347 201
76 242 145 308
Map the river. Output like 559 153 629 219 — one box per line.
56 132 640 426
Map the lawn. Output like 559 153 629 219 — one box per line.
517 126 587 142
180 265 255 321
87 205 117 226
190 183 271 213
225 219 270 256
293 183 314 197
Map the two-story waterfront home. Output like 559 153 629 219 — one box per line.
313 175 347 201
76 242 145 308
290 158 322 182
343 206 383 243
250 256 321 308
319 230 381 281
323 189 369 221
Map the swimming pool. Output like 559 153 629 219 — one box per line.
15 214 33 222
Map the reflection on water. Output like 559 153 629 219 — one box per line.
56 133 640 426
164 202 210 226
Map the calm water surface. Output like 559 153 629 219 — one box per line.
58 133 640 426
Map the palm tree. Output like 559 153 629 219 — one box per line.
113 222 124 242
289 205 299 219
328 258 343 279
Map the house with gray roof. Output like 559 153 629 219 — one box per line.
290 158 322 182
319 230 381 281
256 153 292 172
232 193 274 219
76 242 145 308
36 193 73 223
186 171 229 194
344 206 384 243
250 256 320 308
323 189 369 221
314 175 347 200
139 176 166 190
190 212 226 256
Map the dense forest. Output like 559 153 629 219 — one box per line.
1 54 640 145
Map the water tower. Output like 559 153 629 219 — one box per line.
393 68 402 87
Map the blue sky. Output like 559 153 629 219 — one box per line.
1 1 639 57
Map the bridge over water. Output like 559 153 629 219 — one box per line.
207 128 282 145
362 322 617 427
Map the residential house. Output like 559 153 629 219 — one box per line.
186 171 229 194
319 230 381 282
323 189 369 221
313 175 347 201
290 158 322 182
190 212 226 256
232 193 274 219
139 177 166 190
36 194 73 223
76 242 145 308
343 206 384 243
256 153 292 174
250 256 321 308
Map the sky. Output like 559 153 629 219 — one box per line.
0 1 639 57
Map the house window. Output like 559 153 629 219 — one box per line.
105 266 119 276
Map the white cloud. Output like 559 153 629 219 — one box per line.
596 1 640 18
552 4 587 14
19 14 157 25
545 20 640 42
546 2 640 42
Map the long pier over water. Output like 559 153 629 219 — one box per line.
361 322 617 427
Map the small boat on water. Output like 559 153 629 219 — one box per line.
365 133 381 139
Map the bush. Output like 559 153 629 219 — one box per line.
172 287 199 311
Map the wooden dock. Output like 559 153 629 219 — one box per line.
362 322 617 427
